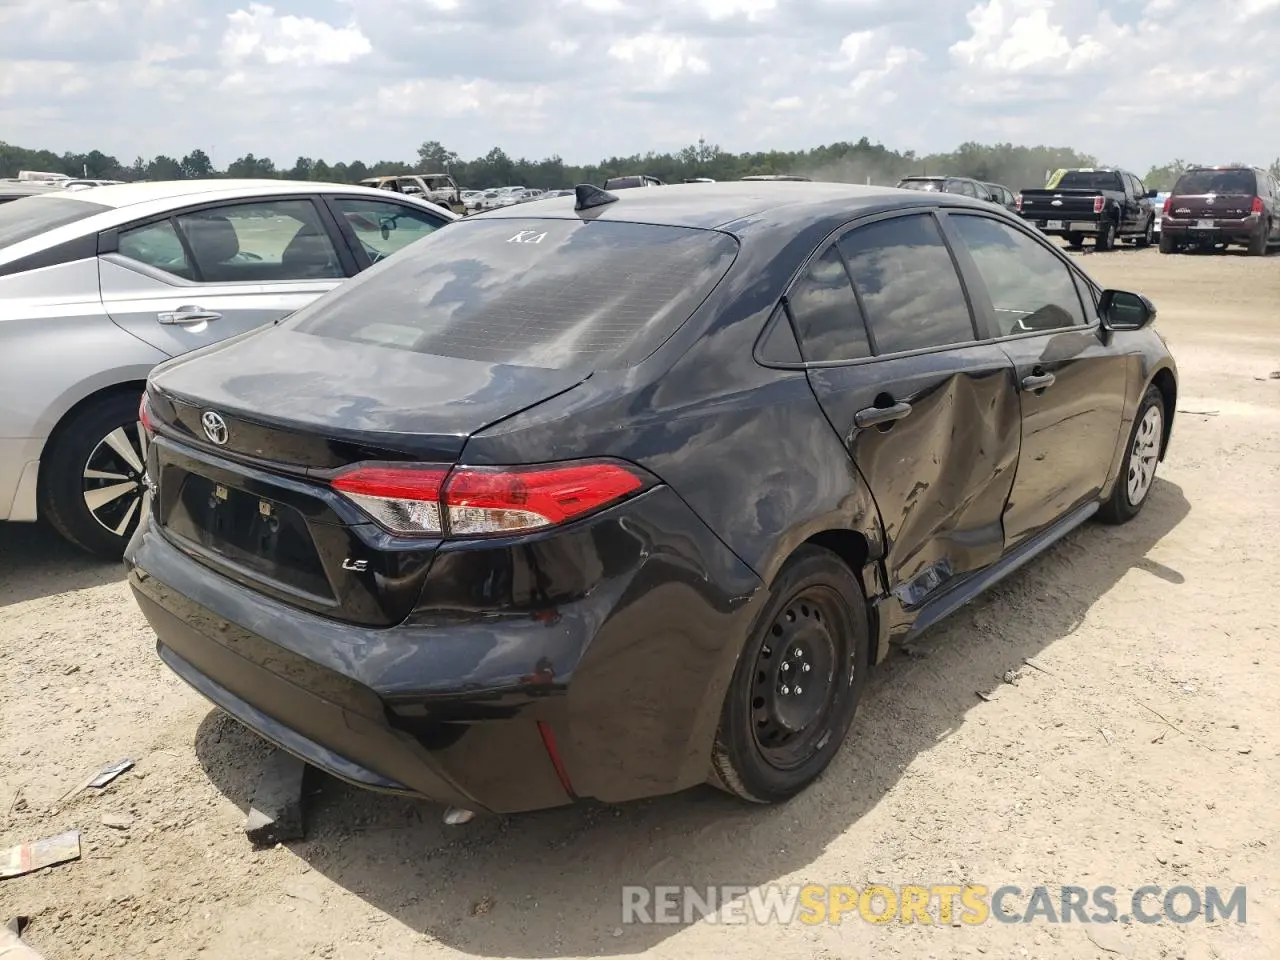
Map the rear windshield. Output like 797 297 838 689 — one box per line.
605 177 644 190
897 179 942 192
0 195 108 251
1173 169 1257 195
1056 171 1123 191
286 218 739 371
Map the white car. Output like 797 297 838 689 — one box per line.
0 179 456 556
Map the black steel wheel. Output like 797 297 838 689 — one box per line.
711 545 869 803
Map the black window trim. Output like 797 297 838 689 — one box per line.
100 193 360 285
319 193 450 271
761 206 984 370
936 206 1097 344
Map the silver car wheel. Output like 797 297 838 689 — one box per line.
83 422 149 537
1126 406 1161 506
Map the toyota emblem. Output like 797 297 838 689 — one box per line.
201 411 229 446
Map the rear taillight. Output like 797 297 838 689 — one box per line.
139 393 155 438
330 460 647 538
1162 195 1173 215
331 466 448 536
1015 195 1022 212
1252 196 1264 215
1093 196 1105 214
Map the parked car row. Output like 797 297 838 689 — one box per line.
895 175 1020 214
3 176 1178 822
1014 164 1279 257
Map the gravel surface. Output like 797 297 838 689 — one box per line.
2 244 1278 959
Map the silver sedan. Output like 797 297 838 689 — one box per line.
0 179 455 557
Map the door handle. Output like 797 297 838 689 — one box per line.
1021 372 1056 391
854 401 913 428
158 305 222 325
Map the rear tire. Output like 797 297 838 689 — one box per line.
710 546 869 804
39 391 148 559
1247 223 1269 257
1098 385 1164 525
1134 216 1154 248
1095 220 1116 251
1159 232 1176 254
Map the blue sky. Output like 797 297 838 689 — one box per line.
1 0 1277 169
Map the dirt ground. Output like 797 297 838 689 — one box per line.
2 244 1278 959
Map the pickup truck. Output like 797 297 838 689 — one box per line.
1017 168 1158 250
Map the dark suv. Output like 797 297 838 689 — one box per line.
1159 166 1280 256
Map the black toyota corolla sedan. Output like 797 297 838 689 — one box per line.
126 181 1178 816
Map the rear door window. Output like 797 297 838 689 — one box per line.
118 220 193 279
286 218 739 371
836 214 976 355
174 199 343 283
786 244 871 362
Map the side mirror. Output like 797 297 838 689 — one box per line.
1098 289 1156 331
1146 189 1159 199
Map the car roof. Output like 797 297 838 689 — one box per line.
467 180 984 232
45 178 432 210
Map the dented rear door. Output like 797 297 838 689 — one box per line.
794 210 1022 608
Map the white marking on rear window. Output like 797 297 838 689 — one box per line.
507 230 547 244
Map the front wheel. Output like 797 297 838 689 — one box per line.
1065 232 1084 249
39 391 149 558
1098 385 1164 525
710 546 869 804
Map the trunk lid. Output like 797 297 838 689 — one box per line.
145 326 588 627
149 326 587 467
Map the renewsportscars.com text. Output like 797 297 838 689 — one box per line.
621 884 1247 926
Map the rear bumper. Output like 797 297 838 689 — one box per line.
125 485 763 813
1023 217 1102 235
1161 218 1261 244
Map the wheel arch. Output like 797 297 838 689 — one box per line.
36 379 148 508
1149 366 1177 459
793 528 883 669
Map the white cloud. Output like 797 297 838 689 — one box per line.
608 32 711 81
949 0 1117 73
0 0 1277 177
222 4 372 66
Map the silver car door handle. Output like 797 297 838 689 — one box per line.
158 306 222 324
1021 372 1056 391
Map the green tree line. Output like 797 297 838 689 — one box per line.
4 137 1279 193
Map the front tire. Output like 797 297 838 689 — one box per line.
1098 385 1164 525
1065 232 1084 249
39 391 149 558
710 546 869 804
